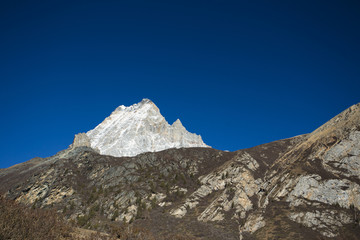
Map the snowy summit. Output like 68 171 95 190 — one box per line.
71 99 209 157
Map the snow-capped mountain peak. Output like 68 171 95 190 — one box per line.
79 99 209 157
114 98 159 113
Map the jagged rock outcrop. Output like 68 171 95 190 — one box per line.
70 133 92 149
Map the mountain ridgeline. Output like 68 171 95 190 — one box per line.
1 100 360 240
73 98 209 157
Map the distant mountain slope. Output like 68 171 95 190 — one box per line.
80 98 209 157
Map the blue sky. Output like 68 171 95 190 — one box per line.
1 0 359 168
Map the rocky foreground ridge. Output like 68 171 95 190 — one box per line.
1 103 360 239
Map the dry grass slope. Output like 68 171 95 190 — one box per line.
0 196 71 240
0 196 199 240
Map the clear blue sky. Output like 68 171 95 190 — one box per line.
1 1 359 168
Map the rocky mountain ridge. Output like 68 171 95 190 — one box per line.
0 103 359 239
74 98 209 157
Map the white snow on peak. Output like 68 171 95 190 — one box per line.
85 99 210 157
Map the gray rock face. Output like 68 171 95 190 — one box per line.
289 210 352 237
323 131 360 178
287 174 360 209
170 152 261 221
70 133 91 149
239 214 266 240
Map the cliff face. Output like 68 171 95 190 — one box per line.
0 103 359 240
244 103 360 239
